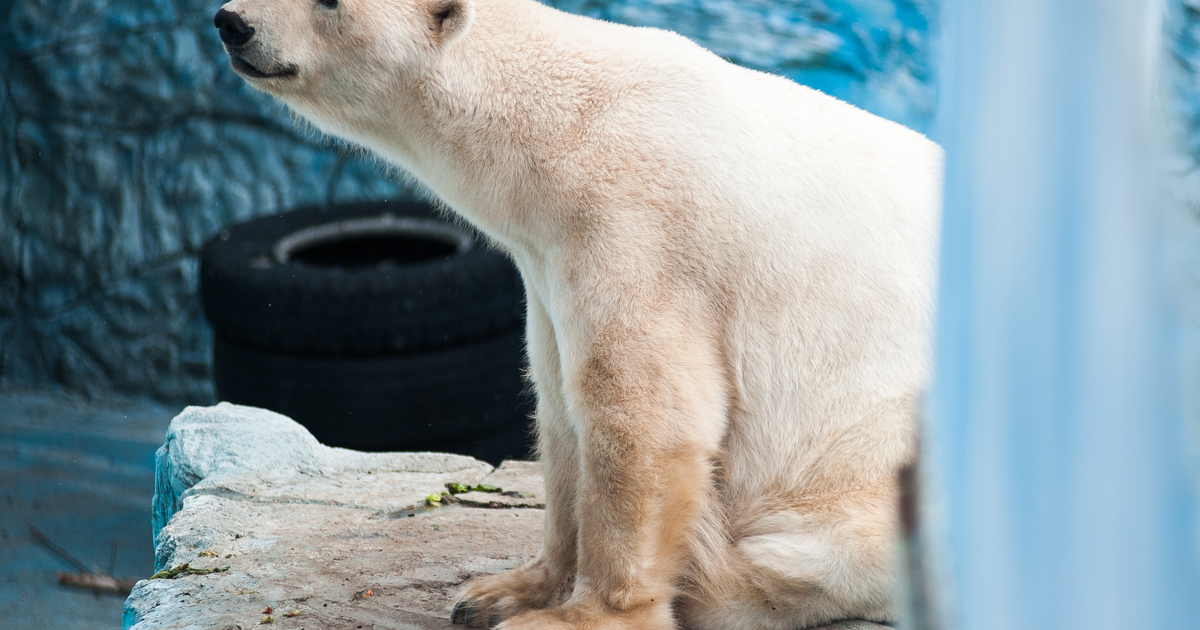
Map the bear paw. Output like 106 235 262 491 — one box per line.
453 562 573 627
493 600 675 630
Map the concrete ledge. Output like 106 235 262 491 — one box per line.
123 404 889 630
125 403 524 629
148 404 497 562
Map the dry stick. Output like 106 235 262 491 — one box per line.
28 525 92 573
28 524 136 596
56 571 139 596
107 540 118 576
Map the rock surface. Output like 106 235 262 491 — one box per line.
124 404 889 630
125 403 530 629
453 461 546 509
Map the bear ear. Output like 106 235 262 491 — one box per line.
429 0 474 45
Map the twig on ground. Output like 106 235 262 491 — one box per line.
56 571 138 596
30 524 138 596
28 524 92 574
107 540 118 576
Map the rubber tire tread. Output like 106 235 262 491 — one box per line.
212 329 535 456
201 201 524 356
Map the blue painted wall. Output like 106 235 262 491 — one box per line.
0 0 411 401
0 0 938 402
553 0 935 132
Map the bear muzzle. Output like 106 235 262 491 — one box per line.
214 8 255 48
214 8 298 81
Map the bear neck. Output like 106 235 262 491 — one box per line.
315 0 625 261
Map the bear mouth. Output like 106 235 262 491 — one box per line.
230 54 297 80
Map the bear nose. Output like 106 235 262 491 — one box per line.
214 8 255 47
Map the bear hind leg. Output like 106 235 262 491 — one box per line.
678 490 900 630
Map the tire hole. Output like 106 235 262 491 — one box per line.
290 233 457 269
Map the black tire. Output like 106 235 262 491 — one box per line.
212 329 535 460
201 201 524 356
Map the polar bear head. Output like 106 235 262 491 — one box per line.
213 0 473 110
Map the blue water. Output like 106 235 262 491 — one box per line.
0 389 177 630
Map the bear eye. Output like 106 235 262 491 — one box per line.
318 0 338 8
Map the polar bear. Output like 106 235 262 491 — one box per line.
213 0 941 628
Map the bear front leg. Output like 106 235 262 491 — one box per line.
452 418 579 626
500 317 728 630
453 292 580 627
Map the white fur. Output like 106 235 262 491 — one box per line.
216 0 942 627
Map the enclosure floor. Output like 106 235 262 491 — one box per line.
0 387 180 629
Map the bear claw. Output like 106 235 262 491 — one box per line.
452 601 469 625
460 602 489 628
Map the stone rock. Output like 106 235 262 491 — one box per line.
128 495 548 630
125 404 890 630
125 403 531 630
149 403 494 561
